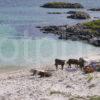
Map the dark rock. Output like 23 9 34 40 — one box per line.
67 11 77 14
88 84 95 89
89 8 100 11
36 26 41 28
90 38 100 46
71 36 79 41
67 11 90 19
41 2 84 8
48 12 62 14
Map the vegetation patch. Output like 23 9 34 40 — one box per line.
89 96 100 100
84 20 100 30
83 20 100 36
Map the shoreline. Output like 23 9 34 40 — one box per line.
0 53 100 74
0 62 100 100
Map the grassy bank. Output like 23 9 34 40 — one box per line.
84 20 100 30
83 20 100 36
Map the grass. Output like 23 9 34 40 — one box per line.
83 20 100 30
89 96 100 100
47 2 67 5
83 20 100 36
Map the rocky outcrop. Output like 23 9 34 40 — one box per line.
41 2 84 8
67 11 90 19
39 24 93 41
89 8 100 11
38 19 100 46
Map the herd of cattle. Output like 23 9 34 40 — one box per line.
55 58 85 70
30 58 100 78
55 58 100 73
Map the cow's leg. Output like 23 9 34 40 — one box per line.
68 63 70 68
69 64 71 68
61 64 64 70
77 64 79 69
75 64 78 68
55 64 58 70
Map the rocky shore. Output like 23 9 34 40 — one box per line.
39 20 100 46
41 2 84 9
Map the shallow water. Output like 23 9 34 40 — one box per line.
0 0 100 71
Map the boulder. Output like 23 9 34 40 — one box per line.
67 11 90 19
90 38 100 46
41 2 84 8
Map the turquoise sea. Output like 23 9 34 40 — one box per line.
0 0 100 71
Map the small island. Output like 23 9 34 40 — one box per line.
41 2 84 9
67 11 90 19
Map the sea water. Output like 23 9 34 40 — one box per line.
0 0 100 71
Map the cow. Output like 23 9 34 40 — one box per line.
67 58 86 69
30 69 52 78
78 57 86 70
55 59 66 70
67 59 79 68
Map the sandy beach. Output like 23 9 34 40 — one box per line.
0 62 100 100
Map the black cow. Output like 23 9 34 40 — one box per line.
55 59 65 70
67 58 86 69
67 59 79 68
78 57 86 70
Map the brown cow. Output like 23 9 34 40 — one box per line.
55 59 65 70
30 69 52 78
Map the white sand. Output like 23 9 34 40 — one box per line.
0 64 100 100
